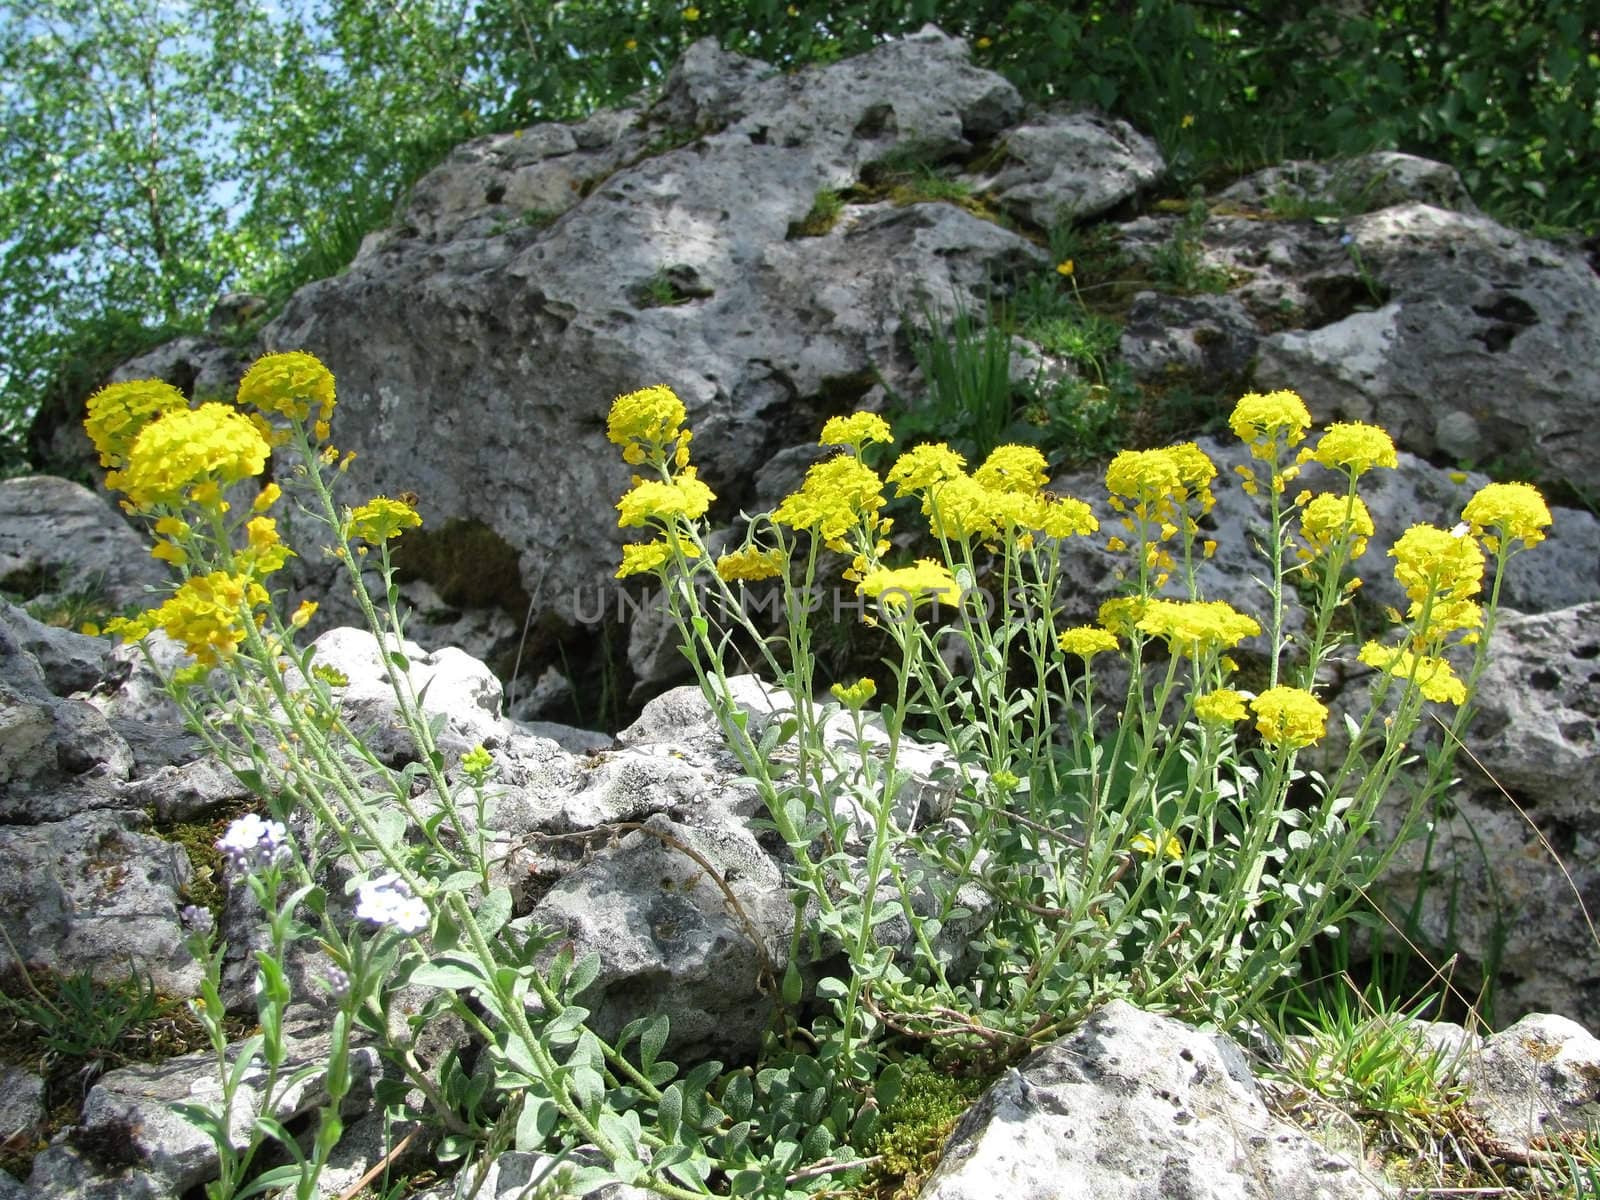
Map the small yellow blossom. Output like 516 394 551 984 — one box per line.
111 571 270 667
607 385 688 466
1358 641 1467 704
624 37 638 50
237 351 336 425
775 454 886 550
715 545 787 582
830 678 877 709
1461 481 1551 551
1057 626 1119 659
683 5 700 18
1098 596 1149 637
1180 113 1195 129
1105 448 1182 504
252 483 282 513
617 469 716 527
290 600 318 628
975 35 991 49
858 559 961 611
1056 259 1074 277
1037 494 1097 539
1305 422 1398 477
1251 686 1328 749
819 412 894 450
348 496 423 543
1132 831 1183 861
974 444 1049 495
111 403 271 512
1298 492 1375 560
1229 390 1311 454
886 443 967 494
1390 523 1484 638
1193 688 1248 724
461 744 494 782
923 473 997 542
84 379 189 469
1137 599 1261 656
617 540 677 578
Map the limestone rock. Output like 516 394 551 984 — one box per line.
1460 1012 1600 1159
988 109 1164 228
0 810 199 995
0 476 165 613
1256 203 1600 484
919 1000 1386 1200
1217 152 1480 216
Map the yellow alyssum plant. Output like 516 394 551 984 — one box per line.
611 381 1550 1066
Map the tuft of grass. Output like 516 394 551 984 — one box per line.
792 188 845 238
892 297 1020 462
1149 189 1235 296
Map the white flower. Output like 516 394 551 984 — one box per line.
355 876 430 934
216 813 291 874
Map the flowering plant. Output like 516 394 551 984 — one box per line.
91 356 1549 1198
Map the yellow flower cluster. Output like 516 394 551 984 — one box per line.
1358 642 1466 704
1103 444 1216 576
886 443 967 494
84 379 188 469
774 454 887 552
819 412 893 451
607 384 691 467
1303 422 1398 477
111 403 271 512
1192 688 1247 724
1251 686 1328 749
106 571 270 667
858 559 961 611
1297 492 1375 561
1390 523 1483 640
1462 481 1552 551
237 351 336 428
974 444 1049 495
618 539 700 579
1135 599 1261 657
617 470 715 528
715 545 787 582
924 473 997 541
1057 626 1119 659
1229 390 1311 455
830 677 877 708
348 496 424 543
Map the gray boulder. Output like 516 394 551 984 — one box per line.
1217 151 1480 216
0 476 166 613
919 1000 1386 1200
1460 1011 1600 1160
1256 203 1600 485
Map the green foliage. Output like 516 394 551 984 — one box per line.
855 1058 987 1200
892 298 1021 461
1149 190 1235 296
0 964 161 1068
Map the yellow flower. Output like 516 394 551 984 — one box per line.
1389 523 1483 639
1251 686 1328 749
1461 481 1551 551
1305 422 1398 477
617 467 715 528
1137 599 1261 656
1229 390 1311 454
461 744 494 781
241 515 293 576
132 571 270 666
1180 113 1195 129
252 483 282 513
80 621 101 637
683 5 700 18
624 37 638 50
886 443 966 495
1132 831 1184 861
820 412 894 450
858 559 961 611
1105 448 1182 504
1097 596 1149 637
290 600 318 629
1358 641 1467 704
237 351 336 425
608 385 688 466
830 678 877 709
1057 626 1119 659
84 379 189 469
975 35 992 49
1036 493 1098 539
348 496 423 543
111 403 271 512
1193 688 1247 724
617 540 676 578
150 539 188 566
715 545 787 582
923 473 997 541
974 444 1049 495
1298 492 1375 560
774 454 886 550
1056 259 1074 277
